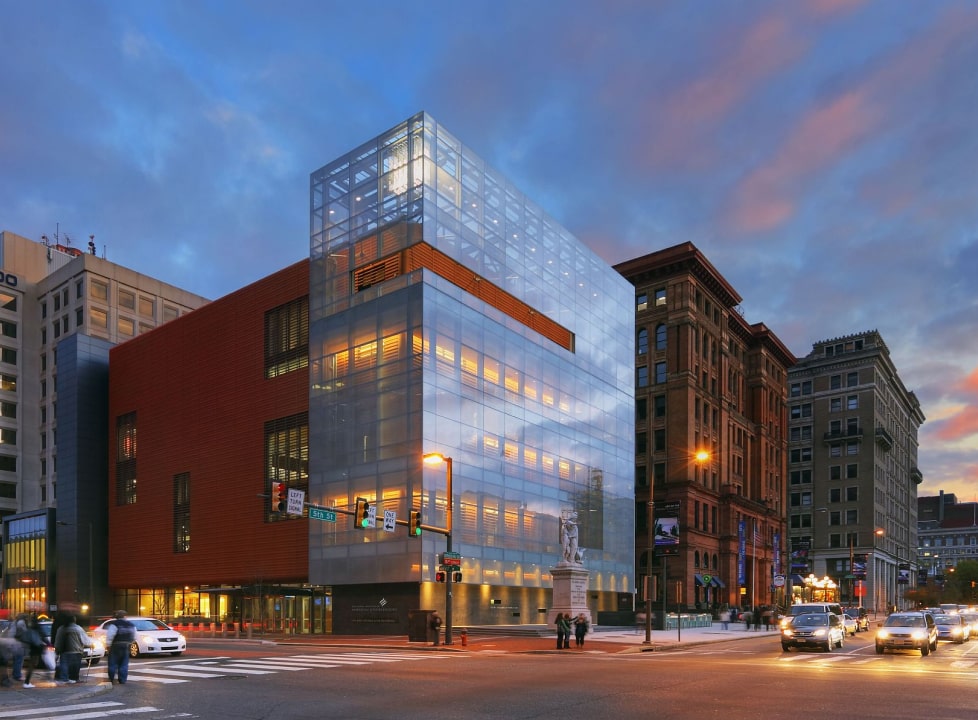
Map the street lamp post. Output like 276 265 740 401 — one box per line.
423 453 454 646
874 528 884 616
645 450 709 642
644 499 654 645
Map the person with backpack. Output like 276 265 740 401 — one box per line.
20 613 50 688
104 610 136 684
54 615 92 684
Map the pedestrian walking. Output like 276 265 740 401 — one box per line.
20 613 50 688
105 610 136 684
743 610 752 630
8 613 28 683
719 608 730 630
54 615 92 684
573 613 589 648
429 611 442 646
753 606 762 632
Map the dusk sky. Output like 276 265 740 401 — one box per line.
2 1 976 499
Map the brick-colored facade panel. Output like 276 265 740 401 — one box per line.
108 261 310 589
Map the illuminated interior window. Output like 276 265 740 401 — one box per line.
504 367 520 393
524 447 537 468
483 357 500 385
460 346 479 376
524 377 539 401
381 334 402 362
503 441 519 463
541 386 555 407
559 392 571 413
434 334 455 366
332 350 349 378
542 453 555 474
483 434 500 454
504 508 519 534
558 460 571 479
353 341 377 369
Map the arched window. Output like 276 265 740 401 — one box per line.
655 323 667 351
637 328 648 355
694 551 700 568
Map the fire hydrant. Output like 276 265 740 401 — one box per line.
460 629 468 647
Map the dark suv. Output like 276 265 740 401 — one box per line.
875 611 938 655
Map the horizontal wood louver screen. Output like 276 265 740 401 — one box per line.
402 242 574 352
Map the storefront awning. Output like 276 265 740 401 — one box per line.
790 574 806 585
694 574 724 588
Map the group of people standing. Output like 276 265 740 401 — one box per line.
1 608 137 688
554 613 589 649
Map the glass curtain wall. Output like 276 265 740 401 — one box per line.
308 113 635 609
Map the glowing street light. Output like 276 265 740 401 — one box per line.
423 452 454 646
644 449 710 645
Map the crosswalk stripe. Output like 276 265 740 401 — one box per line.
216 661 323 671
113 675 188 684
290 653 414 663
0 702 124 718
277 656 371 665
4 704 163 719
120 667 226 678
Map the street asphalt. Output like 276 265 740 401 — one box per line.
0 622 779 705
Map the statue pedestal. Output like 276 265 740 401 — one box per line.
548 565 591 625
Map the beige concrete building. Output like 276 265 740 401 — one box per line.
0 229 209 616
787 330 924 613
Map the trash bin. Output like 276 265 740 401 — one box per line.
408 610 436 642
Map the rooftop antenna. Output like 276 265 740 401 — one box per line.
88 235 96 255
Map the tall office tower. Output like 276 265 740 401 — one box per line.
787 330 924 613
616 242 794 615
308 112 636 628
0 230 208 616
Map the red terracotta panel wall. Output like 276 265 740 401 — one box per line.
107 261 311 590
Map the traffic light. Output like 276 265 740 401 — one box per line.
435 571 446 583
271 482 286 513
409 510 422 537
452 571 462 583
357 499 371 529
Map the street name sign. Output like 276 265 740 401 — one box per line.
309 507 337 522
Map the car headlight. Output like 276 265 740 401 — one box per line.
782 629 794 638
813 629 826 637
877 630 890 639
92 638 105 652
910 630 926 640
138 634 153 644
